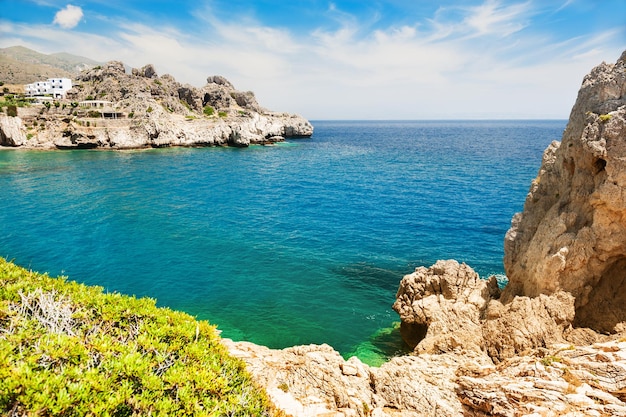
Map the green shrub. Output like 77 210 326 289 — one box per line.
6 105 17 117
86 95 94 101
218 111 227 118
203 105 214 116
87 110 101 118
146 106 153 113
54 101 60 108
0 257 272 416
599 114 612 122
128 112 134 118
44 102 51 109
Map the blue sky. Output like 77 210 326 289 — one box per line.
1 1 624 119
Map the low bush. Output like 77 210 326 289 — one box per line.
0 257 272 416
203 105 214 116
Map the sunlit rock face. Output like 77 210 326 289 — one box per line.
502 50 626 334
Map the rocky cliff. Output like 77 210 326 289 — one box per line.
0 61 313 149
502 50 626 333
225 51 626 416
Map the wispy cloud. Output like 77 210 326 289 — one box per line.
1 0 624 119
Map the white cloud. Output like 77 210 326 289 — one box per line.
53 4 83 29
463 0 531 37
2 0 624 119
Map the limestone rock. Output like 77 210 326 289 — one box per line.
222 340 375 417
502 50 626 334
392 259 499 354
393 260 582 363
0 114 27 146
224 338 626 417
482 291 575 362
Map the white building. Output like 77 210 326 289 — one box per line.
25 78 73 99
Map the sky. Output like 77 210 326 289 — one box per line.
0 1 624 119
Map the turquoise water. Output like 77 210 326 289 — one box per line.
0 120 565 364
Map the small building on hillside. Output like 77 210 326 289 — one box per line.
25 78 73 99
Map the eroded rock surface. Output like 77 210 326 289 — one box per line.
502 50 626 333
224 338 626 417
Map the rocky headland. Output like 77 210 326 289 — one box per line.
0 61 313 149
225 51 626 416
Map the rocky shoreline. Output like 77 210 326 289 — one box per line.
0 62 313 149
225 51 626 416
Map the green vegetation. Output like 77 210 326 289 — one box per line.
0 257 273 416
203 105 215 116
599 114 612 122
218 111 228 118
540 355 562 367
87 110 101 118
146 106 153 113
0 95 32 112
6 105 17 117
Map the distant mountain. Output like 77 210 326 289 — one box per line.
0 46 101 84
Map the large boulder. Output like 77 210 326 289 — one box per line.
502 50 626 334
392 260 499 354
392 260 577 362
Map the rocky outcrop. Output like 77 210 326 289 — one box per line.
502 51 626 334
0 114 27 146
0 61 313 149
224 338 626 416
392 260 499 355
392 260 578 363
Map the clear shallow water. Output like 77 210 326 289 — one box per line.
0 120 565 365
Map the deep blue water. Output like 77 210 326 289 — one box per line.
0 120 565 364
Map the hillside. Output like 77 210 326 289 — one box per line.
0 60 313 149
0 46 100 84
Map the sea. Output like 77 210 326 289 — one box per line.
0 120 565 365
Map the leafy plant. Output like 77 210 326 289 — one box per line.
6 105 17 117
599 114 612 122
146 106 153 113
218 111 227 118
0 257 273 416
